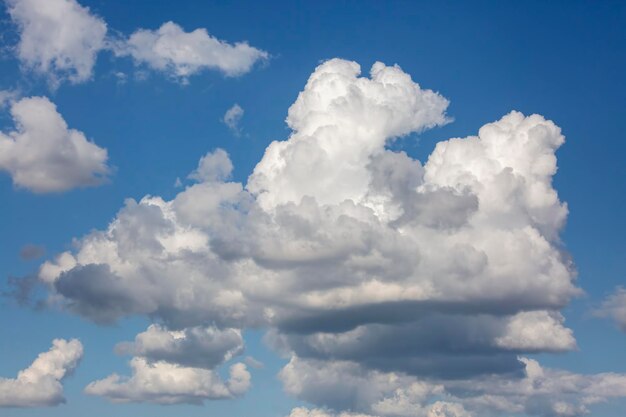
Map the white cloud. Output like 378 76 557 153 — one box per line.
114 21 268 82
84 358 250 404
223 104 244 136
594 286 626 331
0 96 110 193
0 339 83 407
33 58 626 415
7 0 107 86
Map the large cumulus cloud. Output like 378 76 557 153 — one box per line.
34 58 625 415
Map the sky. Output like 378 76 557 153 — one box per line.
0 1 625 416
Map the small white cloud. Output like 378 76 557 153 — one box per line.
595 286 626 331
113 71 127 85
7 0 107 86
244 356 264 369
223 104 244 136
188 148 233 183
0 339 83 407
0 96 111 193
114 21 268 82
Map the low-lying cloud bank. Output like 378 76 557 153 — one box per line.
29 58 626 415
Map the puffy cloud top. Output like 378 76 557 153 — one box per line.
248 59 450 209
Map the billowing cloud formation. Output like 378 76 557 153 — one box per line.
224 104 244 136
114 21 268 81
36 59 625 415
0 339 83 407
0 96 110 192
6 0 107 86
595 286 626 331
249 59 450 209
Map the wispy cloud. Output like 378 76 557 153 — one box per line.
223 104 244 136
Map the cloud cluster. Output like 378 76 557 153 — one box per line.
0 339 83 407
35 58 625 415
0 96 110 192
6 0 107 86
6 0 268 85
85 324 250 404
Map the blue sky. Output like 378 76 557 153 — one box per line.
0 1 625 416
